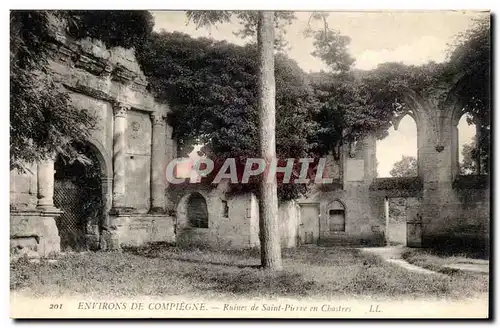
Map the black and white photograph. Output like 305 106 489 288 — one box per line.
9 7 491 319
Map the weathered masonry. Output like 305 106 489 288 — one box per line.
10 17 490 256
10 18 177 255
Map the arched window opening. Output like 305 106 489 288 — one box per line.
456 113 488 175
376 115 418 178
328 200 345 232
187 193 209 228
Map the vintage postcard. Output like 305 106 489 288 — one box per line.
9 9 490 319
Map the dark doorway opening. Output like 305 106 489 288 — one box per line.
54 143 104 251
187 193 209 229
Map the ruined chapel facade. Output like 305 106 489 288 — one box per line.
10 19 490 257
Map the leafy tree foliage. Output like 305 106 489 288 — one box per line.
180 10 400 199
64 10 154 50
389 155 418 178
137 32 258 156
447 17 490 118
10 11 96 171
460 142 476 175
304 15 446 160
308 71 394 159
186 11 296 51
307 13 355 73
10 10 154 172
14 10 489 198
459 137 488 175
448 17 490 174
307 62 440 159
311 15 490 173
136 31 316 200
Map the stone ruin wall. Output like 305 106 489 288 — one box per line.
10 14 490 255
10 14 176 256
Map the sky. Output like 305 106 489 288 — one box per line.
152 10 485 177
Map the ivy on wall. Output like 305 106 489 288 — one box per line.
12 11 490 201
369 177 423 192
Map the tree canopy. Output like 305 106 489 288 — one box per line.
186 11 297 51
311 15 490 174
176 11 360 199
448 16 490 174
460 138 488 175
389 155 418 178
10 11 96 171
136 31 317 200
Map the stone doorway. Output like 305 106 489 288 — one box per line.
54 143 104 251
299 204 320 245
384 197 420 246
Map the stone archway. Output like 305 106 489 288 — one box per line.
186 193 209 229
53 142 108 251
377 110 420 178
326 199 346 233
175 191 211 247
176 192 210 229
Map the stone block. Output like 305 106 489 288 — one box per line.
101 231 120 251
10 211 61 257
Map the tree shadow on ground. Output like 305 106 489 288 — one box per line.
181 266 319 296
424 244 489 260
122 243 319 296
123 243 261 269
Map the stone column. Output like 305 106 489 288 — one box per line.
100 176 113 228
165 123 176 212
451 125 459 178
150 113 166 212
36 156 56 210
111 102 129 210
384 197 390 245
30 155 62 255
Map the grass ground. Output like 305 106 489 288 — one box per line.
11 244 489 300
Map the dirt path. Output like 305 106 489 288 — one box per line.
359 246 445 276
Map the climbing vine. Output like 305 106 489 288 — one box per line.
10 11 97 172
62 10 154 51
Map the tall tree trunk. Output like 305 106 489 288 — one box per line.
257 11 282 271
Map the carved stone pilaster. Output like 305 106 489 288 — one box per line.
150 112 165 126
36 154 58 211
150 112 167 213
111 102 130 210
113 102 130 118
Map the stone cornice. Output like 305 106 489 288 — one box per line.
48 26 147 90
44 15 170 116
52 43 144 88
112 63 139 84
58 66 162 113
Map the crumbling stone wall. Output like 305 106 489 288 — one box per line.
10 14 176 255
169 182 300 250
11 14 489 255
382 85 490 254
298 134 385 247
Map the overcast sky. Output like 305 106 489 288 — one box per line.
152 10 485 177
